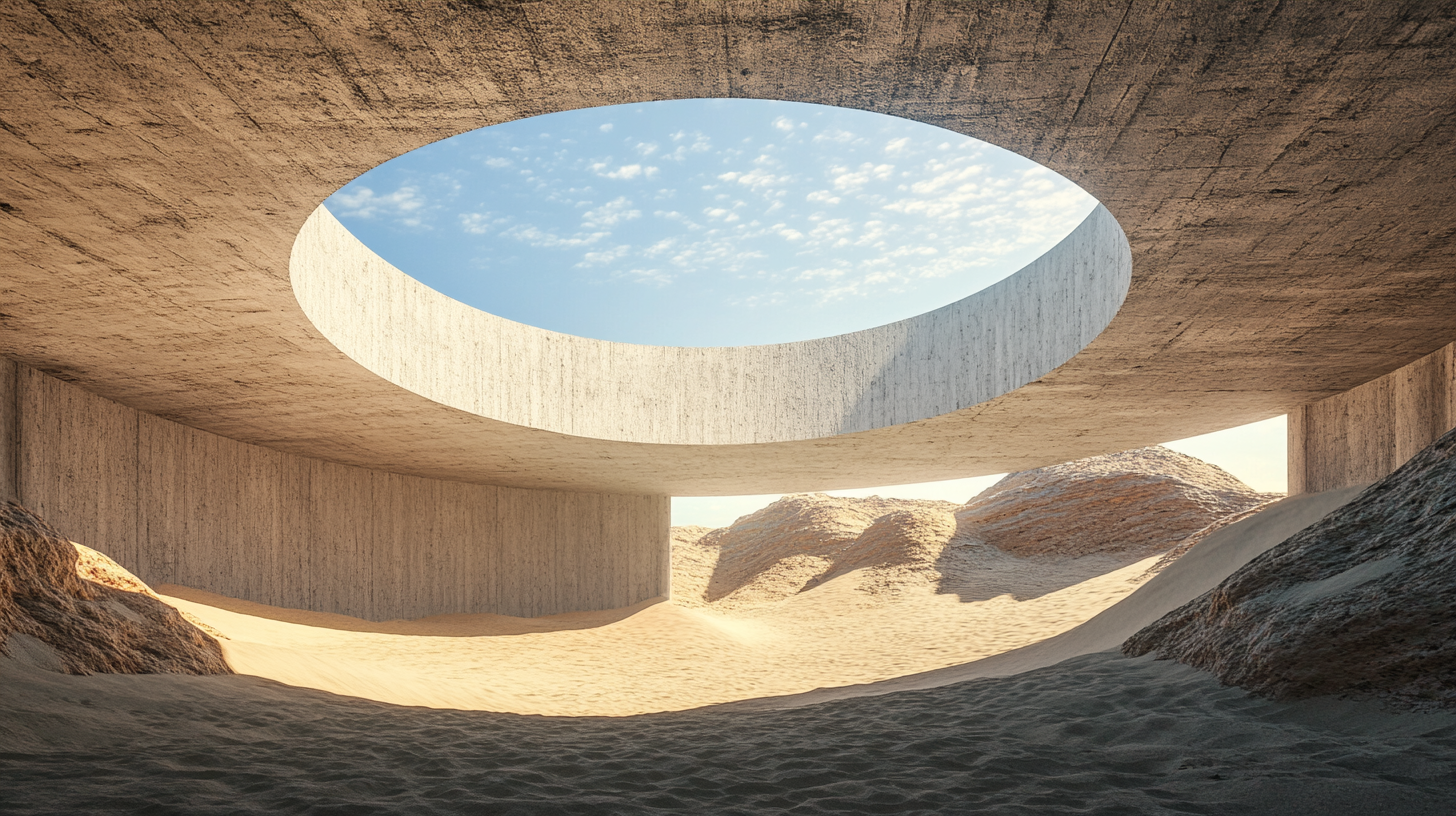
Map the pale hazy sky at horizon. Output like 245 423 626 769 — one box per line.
670 415 1288 529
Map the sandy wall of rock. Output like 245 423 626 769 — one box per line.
0 363 667 621
1290 341 1456 494
1126 424 1456 708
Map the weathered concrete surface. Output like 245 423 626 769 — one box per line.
1291 341 1456 494
2 3 1455 495
0 501 230 676
9 364 669 621
1125 426 1456 708
293 204 1129 445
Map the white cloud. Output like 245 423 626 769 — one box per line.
664 132 712 160
599 123 614 133
330 185 425 220
459 212 507 234
703 207 740 223
616 267 674 286
796 266 846 281
829 163 894 191
771 116 800 132
635 142 658 156
483 157 512 168
643 238 676 257
591 162 655 180
577 244 631 267
718 168 788 191
812 129 858 144
503 225 608 248
909 162 983 194
884 136 911 155
582 196 641 229
806 190 841 205
655 209 702 231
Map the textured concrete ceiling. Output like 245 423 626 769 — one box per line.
1 1 1454 495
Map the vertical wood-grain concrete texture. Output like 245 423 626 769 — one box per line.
292 205 1130 445
0 357 17 502
1290 343 1456 495
3 364 667 621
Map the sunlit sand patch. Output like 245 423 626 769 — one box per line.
156 553 1161 717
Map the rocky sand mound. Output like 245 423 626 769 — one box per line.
1125 427 1456 708
674 446 1279 609
673 494 960 607
957 446 1279 557
0 501 229 676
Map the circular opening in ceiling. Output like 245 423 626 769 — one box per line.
325 99 1099 348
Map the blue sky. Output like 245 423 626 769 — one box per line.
327 99 1286 527
326 99 1098 347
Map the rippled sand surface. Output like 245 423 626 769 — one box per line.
4 651 1455 815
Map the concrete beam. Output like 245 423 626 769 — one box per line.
1 2 1453 495
3 2 1456 615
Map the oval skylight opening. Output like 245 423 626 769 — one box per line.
326 99 1099 348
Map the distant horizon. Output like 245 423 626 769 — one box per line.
670 415 1289 528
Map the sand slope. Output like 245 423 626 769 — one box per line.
4 649 1454 815
1129 425 1456 706
0 501 228 676
718 485 1368 711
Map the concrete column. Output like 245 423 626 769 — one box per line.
0 357 16 502
1289 342 1456 494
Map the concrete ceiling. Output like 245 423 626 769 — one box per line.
1 1 1454 495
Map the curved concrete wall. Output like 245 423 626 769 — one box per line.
5 3 1456 617
292 205 1130 445
0 359 667 621
1290 341 1456 494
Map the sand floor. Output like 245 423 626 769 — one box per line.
132 487 1365 718
156 551 1161 717
3 651 1454 815
9 486 1453 813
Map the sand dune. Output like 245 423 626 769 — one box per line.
1129 426 1456 706
158 548 1163 716
0 502 228 676
109 485 1324 717
1 447 1305 717
717 484 1367 711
